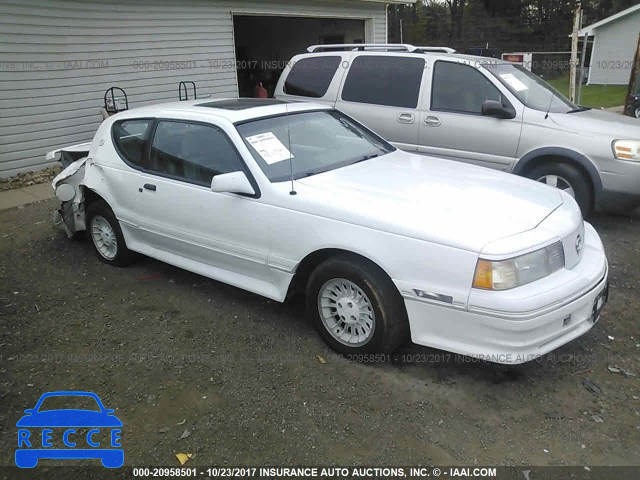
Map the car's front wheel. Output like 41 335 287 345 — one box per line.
86 200 134 267
306 256 408 355
528 162 593 217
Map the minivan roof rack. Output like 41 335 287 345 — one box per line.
307 43 418 53
414 46 457 54
307 44 457 54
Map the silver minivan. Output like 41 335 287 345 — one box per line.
275 44 640 216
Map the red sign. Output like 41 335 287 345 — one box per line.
503 54 524 63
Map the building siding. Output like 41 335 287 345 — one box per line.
587 9 640 85
0 0 388 177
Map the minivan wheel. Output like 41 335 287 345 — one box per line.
528 162 593 217
306 256 408 355
635 106 640 119
86 201 134 267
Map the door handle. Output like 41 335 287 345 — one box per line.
143 183 157 192
424 116 441 127
397 113 415 124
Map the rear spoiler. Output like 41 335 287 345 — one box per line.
45 142 92 168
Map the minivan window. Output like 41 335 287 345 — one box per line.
112 119 153 168
149 121 245 185
485 63 579 113
431 61 505 114
284 56 342 98
341 56 424 108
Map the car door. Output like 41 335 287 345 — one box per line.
134 119 272 284
105 118 155 232
335 54 425 152
418 59 524 171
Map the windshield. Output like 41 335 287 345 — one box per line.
236 110 395 182
485 63 579 113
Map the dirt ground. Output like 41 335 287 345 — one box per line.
1 199 639 470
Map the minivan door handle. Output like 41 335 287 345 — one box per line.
397 113 415 124
143 183 157 192
424 116 441 127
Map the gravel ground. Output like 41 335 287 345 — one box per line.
1 200 639 470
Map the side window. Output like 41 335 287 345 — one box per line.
284 56 342 98
341 56 424 108
112 119 152 168
431 61 505 114
149 121 245 185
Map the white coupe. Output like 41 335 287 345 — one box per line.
50 99 609 364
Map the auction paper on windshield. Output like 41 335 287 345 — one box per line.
500 73 529 92
245 132 293 165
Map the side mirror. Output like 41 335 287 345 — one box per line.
105 409 115 415
481 100 516 119
24 409 34 414
211 171 256 196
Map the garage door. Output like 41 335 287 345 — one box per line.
234 15 365 97
0 0 388 177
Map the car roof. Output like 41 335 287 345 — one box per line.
119 98 332 123
299 49 510 67
38 391 100 398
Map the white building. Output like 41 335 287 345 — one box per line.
579 3 640 86
0 0 410 177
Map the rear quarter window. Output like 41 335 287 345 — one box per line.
284 56 342 98
112 119 153 168
341 56 425 108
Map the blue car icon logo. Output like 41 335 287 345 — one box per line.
15 391 123 468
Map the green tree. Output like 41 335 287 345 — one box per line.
387 0 636 53
446 0 468 43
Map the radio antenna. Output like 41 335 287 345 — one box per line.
544 89 555 120
286 102 297 196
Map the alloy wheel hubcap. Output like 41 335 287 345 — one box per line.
91 215 118 260
536 174 575 198
318 278 375 347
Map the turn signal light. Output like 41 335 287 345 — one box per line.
472 260 493 289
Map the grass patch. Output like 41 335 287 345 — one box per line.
546 75 627 109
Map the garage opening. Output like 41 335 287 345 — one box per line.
233 15 365 98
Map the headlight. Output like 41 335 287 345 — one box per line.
473 241 565 290
613 140 640 160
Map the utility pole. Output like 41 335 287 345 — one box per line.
569 2 582 103
625 32 640 117
577 18 588 104
400 19 404 43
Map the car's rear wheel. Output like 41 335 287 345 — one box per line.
635 106 640 119
86 201 134 267
528 162 593 217
306 255 408 355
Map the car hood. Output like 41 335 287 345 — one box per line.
295 150 564 252
16 410 123 427
548 108 640 137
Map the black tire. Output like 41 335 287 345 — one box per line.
635 106 640 119
527 162 593 217
86 200 134 267
306 255 409 355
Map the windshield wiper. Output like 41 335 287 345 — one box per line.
351 153 380 164
303 154 381 178
304 168 334 178
567 106 589 113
